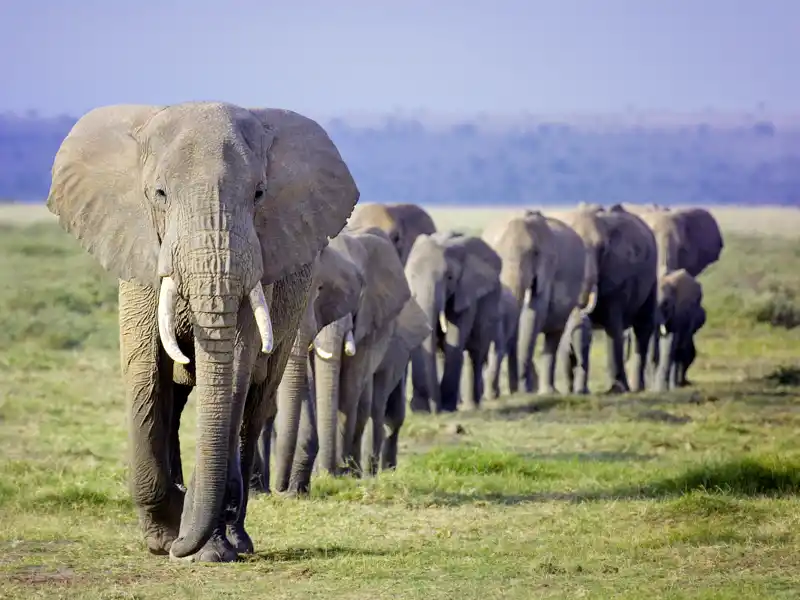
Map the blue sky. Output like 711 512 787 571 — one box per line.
0 0 796 119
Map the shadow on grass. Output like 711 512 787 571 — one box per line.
251 546 392 562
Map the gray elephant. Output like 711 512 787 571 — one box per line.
485 286 520 399
355 295 431 475
406 231 503 412
346 202 437 265
622 204 724 277
482 210 591 396
553 204 659 393
653 268 706 391
249 237 364 496
310 228 412 476
558 308 594 394
46 103 358 563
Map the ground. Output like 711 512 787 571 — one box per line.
1 203 800 599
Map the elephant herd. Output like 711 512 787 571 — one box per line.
43 102 724 564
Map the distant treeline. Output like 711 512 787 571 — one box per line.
2 112 799 206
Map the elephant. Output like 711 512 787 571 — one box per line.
248 236 364 496
309 227 413 476
482 210 591 396
346 202 437 265
558 307 594 395
653 268 706 391
406 231 503 413
354 294 431 475
46 102 358 563
551 204 659 393
621 204 724 277
485 285 520 399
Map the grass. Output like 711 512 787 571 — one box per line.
2 204 800 598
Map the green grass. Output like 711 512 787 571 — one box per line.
2 206 800 598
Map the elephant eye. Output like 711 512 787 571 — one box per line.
155 188 167 201
254 189 264 202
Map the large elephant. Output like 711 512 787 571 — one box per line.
346 202 437 265
46 103 358 563
552 204 659 393
653 268 706 391
622 204 724 277
310 228 412 475
482 210 591 395
248 237 364 496
406 232 503 412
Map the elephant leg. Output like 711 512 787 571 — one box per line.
337 352 369 475
169 383 192 490
654 332 677 392
676 336 697 386
288 357 319 495
382 378 406 471
538 330 562 395
557 335 576 394
440 309 473 411
506 332 519 395
249 416 273 495
364 368 391 476
603 307 630 393
485 340 502 400
118 281 185 556
349 375 376 477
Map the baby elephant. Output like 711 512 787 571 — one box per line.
558 308 594 394
654 269 706 391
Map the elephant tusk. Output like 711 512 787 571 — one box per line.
523 287 532 306
659 324 667 336
249 282 274 355
157 277 190 365
582 285 598 315
313 341 335 361
343 330 356 356
438 311 448 334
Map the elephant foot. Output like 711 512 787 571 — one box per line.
537 385 557 396
138 485 185 555
248 473 270 496
604 381 629 395
227 524 254 555
169 530 240 563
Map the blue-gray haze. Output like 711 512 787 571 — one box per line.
1 0 798 205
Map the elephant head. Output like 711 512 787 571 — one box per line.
347 203 437 265
672 208 724 277
406 231 502 411
312 228 411 473
46 103 358 558
482 210 559 309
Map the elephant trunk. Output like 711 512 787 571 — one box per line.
169 288 241 559
409 284 442 412
313 317 349 474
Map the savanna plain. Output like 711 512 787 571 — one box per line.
2 203 800 599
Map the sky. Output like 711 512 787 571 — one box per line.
0 0 797 120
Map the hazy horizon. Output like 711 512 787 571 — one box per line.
1 0 797 120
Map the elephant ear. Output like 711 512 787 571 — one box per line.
451 237 502 313
394 298 433 352
46 105 164 288
354 230 411 343
249 109 360 283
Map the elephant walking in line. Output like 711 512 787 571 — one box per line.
46 103 358 563
346 202 438 265
622 204 724 277
307 228 413 476
406 231 503 413
552 204 659 393
248 237 364 496
482 210 591 396
653 269 707 391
